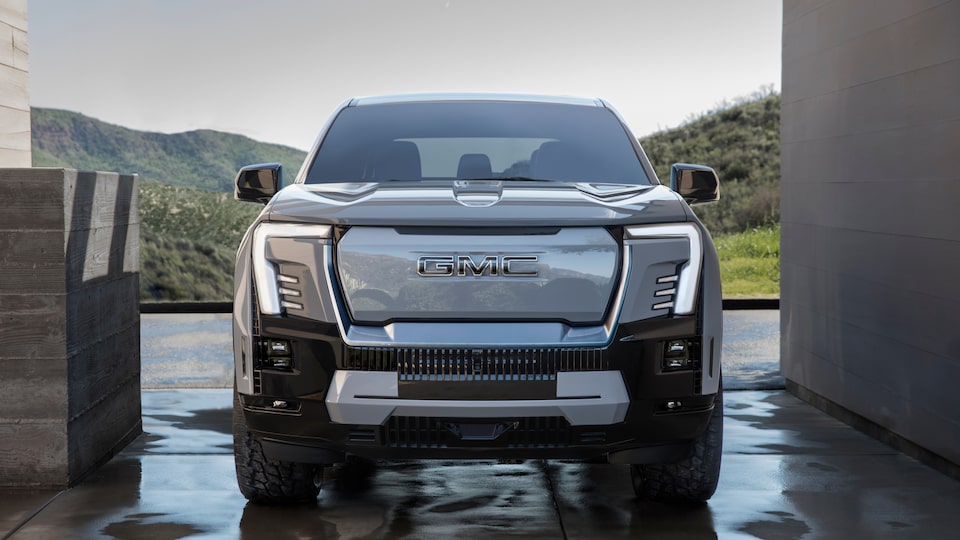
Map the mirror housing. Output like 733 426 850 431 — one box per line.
235 163 283 204
669 163 720 205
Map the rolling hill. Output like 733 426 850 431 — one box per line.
31 107 307 191
32 95 781 301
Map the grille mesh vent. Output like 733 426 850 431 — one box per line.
386 416 572 448
343 347 606 381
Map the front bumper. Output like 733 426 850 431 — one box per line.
239 314 718 463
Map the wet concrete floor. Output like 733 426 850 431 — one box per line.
4 388 959 539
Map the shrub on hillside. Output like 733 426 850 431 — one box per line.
140 232 235 301
640 93 780 234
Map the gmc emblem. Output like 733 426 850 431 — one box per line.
417 255 539 277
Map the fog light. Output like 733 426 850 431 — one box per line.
260 339 293 370
269 356 292 370
266 339 291 356
662 339 692 371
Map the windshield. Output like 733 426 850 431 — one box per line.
303 101 651 185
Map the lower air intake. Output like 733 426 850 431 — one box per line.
386 416 572 449
343 347 607 381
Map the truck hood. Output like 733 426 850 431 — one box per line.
263 181 690 226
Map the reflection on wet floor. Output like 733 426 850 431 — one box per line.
0 310 949 538
5 389 960 539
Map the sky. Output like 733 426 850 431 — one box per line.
27 0 782 151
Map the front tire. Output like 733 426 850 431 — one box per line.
233 389 321 504
630 384 723 504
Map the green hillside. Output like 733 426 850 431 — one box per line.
139 183 261 301
640 93 781 234
31 108 307 191
30 107 303 301
33 96 782 301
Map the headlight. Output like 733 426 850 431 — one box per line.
624 223 702 315
252 223 332 315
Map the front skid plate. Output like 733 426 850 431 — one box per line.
325 370 630 426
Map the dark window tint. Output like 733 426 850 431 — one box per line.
304 101 650 185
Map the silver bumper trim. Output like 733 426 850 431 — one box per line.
325 370 630 427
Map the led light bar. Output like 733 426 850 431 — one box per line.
252 223 332 315
624 223 703 315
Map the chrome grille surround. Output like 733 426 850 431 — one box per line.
335 227 620 325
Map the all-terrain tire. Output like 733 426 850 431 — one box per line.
630 384 723 504
233 389 321 504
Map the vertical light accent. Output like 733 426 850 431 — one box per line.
252 223 331 315
624 223 703 315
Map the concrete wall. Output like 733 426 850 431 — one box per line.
781 0 960 471
0 0 30 167
0 169 141 487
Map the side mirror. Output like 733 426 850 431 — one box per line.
669 163 720 205
235 163 283 204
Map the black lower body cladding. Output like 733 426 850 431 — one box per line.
238 314 717 463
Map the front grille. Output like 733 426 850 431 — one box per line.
343 347 607 381
386 416 572 448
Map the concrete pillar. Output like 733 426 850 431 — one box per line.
0 0 30 167
0 168 141 487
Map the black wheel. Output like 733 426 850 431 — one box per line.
233 389 321 504
631 384 723 504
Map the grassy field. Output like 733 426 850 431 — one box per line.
713 225 780 298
